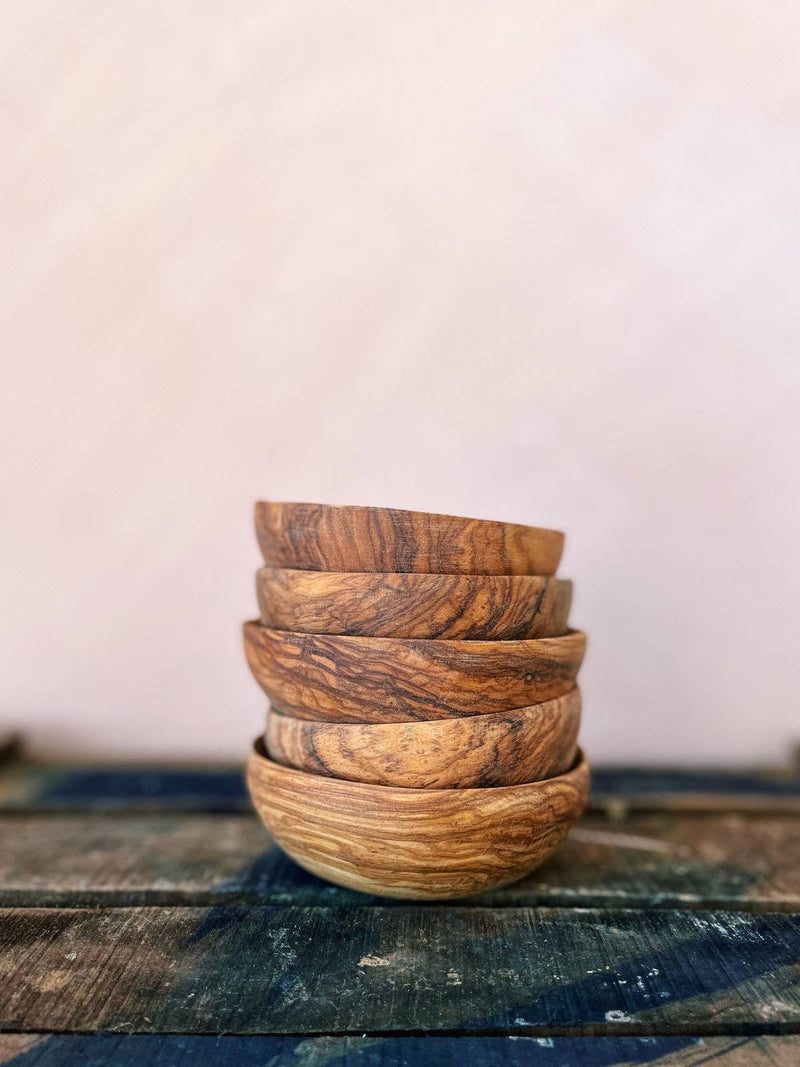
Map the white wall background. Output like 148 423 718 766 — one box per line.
2 0 799 763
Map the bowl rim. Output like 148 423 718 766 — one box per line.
265 686 581 736
249 736 589 799
255 500 564 539
244 619 586 650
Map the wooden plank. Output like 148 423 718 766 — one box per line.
1 763 799 813
521 813 800 912
592 768 800 815
1 1033 799 1066
0 763 250 813
0 811 797 912
1 906 798 1035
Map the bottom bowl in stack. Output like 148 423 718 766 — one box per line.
247 737 589 900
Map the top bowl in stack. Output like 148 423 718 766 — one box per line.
245 501 588 900
254 499 566 576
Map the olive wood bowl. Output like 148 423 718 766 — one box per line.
256 567 572 640
247 739 590 899
255 501 564 576
243 622 586 723
265 686 581 788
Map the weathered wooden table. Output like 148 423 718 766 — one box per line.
1 750 799 1065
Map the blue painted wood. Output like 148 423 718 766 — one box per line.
592 768 800 798
1 764 798 813
2 758 798 1046
1 906 798 1035
17 767 249 811
3 1034 798 1066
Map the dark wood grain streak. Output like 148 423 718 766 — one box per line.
255 501 565 575
243 623 586 722
1 906 798 1034
256 568 572 639
265 688 581 788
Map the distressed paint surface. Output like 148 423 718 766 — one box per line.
1 1034 799 1066
1 759 798 1056
0 811 796 912
0 906 798 1034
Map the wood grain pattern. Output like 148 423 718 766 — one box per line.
265 687 581 788
243 623 586 723
256 567 572 639
2 905 798 1034
255 501 565 575
247 741 589 898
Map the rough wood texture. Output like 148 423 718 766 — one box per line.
247 742 589 898
255 501 565 575
1 905 798 1034
2 1034 798 1066
265 687 581 788
1 754 799 1053
256 567 573 640
1 810 798 912
243 622 586 722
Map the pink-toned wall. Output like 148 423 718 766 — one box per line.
2 1 798 763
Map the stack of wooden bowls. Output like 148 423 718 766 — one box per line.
245 501 589 900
